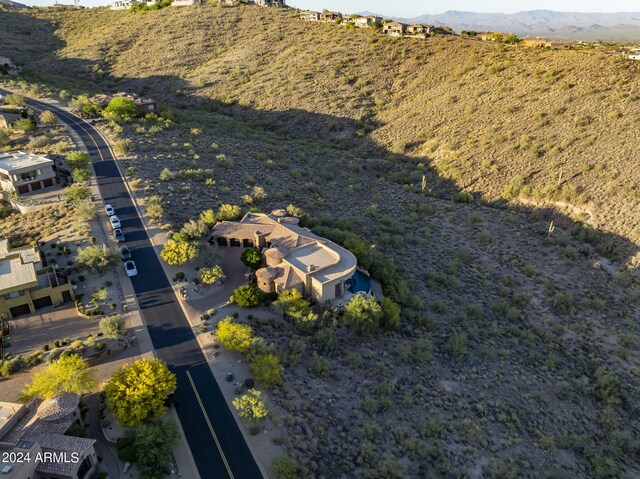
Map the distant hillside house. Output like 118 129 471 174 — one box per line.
520 37 546 48
627 53 640 60
0 151 57 196
255 0 285 6
300 10 320 21
406 24 433 36
0 395 97 479
320 11 342 22
89 92 157 114
0 239 74 319
382 21 406 36
210 210 358 303
0 111 22 129
546 41 574 50
172 0 198 6
353 15 381 28
110 0 131 9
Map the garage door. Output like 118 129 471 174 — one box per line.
33 296 53 309
9 303 31 318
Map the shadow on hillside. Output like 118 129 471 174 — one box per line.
2 10 638 268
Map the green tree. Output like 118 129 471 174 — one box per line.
180 219 207 240
250 353 282 388
232 389 268 421
21 354 95 400
76 245 116 273
216 203 241 221
231 284 263 308
4 93 25 107
240 248 262 268
72 168 92 182
344 295 383 334
199 209 217 228
105 358 176 427
100 314 126 339
39 110 57 125
272 289 317 329
160 239 199 266
272 456 298 479
66 151 90 169
216 317 253 352
0 129 9 147
64 184 91 203
103 97 137 119
134 419 180 477
11 118 36 132
199 265 224 285
380 297 401 330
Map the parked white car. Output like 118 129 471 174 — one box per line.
104 204 115 216
109 215 121 229
124 260 138 277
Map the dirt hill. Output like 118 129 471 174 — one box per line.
1 5 639 479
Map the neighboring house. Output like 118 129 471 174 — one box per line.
210 210 357 303
0 239 74 319
110 0 131 9
520 37 546 48
0 111 22 129
0 395 97 479
0 151 58 196
546 41 574 50
627 53 640 60
320 11 341 22
172 0 198 6
382 21 406 36
300 10 320 21
353 15 381 28
255 0 285 6
406 23 433 36
89 92 157 115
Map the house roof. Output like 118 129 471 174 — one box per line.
0 239 41 293
36 393 79 422
0 112 22 125
0 394 95 477
212 211 357 286
0 151 53 174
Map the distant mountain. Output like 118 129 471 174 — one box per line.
390 10 640 41
0 0 27 7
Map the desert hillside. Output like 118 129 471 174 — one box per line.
2 5 639 265
1 5 639 479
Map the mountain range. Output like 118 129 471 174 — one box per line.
359 9 640 41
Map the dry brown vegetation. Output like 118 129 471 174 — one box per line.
1 5 639 478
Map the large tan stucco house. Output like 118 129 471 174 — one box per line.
210 210 357 303
0 151 57 196
0 394 97 479
0 240 74 319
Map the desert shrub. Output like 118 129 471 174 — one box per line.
216 317 253 352
250 353 282 388
231 284 263 308
344 295 383 334
272 456 298 479
240 248 262 268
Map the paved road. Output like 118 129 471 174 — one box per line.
7 91 264 479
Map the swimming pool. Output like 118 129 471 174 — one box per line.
346 270 372 294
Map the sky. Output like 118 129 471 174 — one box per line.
22 0 640 16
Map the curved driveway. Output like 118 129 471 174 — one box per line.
5 90 263 479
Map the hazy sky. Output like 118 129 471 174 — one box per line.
287 1 640 18
23 0 640 16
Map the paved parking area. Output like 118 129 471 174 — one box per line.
8 304 100 356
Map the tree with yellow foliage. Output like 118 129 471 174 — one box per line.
105 358 176 427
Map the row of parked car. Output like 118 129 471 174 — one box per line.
105 203 138 277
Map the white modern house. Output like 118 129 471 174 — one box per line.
0 151 57 196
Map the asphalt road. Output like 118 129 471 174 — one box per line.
8 91 263 479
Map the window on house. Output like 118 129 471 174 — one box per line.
77 455 92 478
4 290 25 299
